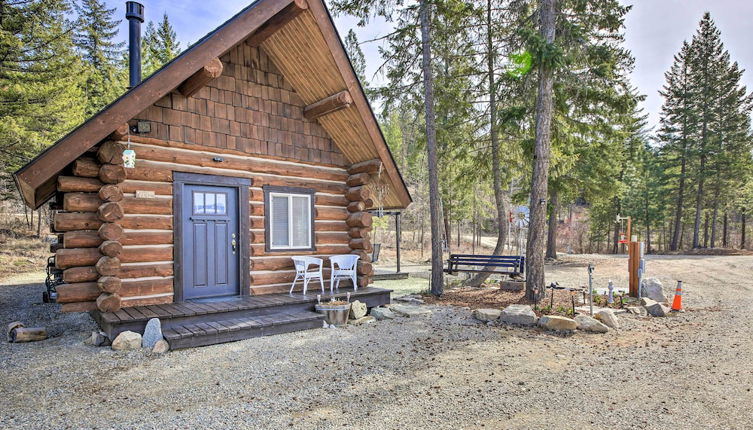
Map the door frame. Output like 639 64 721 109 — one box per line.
173 172 252 302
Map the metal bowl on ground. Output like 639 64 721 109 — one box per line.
315 303 351 327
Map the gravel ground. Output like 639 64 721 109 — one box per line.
1 255 753 429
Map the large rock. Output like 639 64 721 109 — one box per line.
646 302 669 317
627 306 647 317
500 280 524 292
391 304 432 317
574 315 609 333
351 316 376 325
473 308 501 322
640 297 657 307
85 330 111 347
152 339 170 354
499 304 538 326
594 309 619 329
349 300 367 319
641 277 666 302
111 331 142 351
141 318 163 349
370 307 396 320
538 315 577 331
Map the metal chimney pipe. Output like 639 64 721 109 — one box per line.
125 1 144 88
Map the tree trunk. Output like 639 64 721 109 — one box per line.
465 0 508 287
722 212 728 248
545 189 559 259
692 153 706 248
703 212 709 248
525 0 555 301
710 193 719 248
419 0 443 296
742 212 747 249
442 201 451 252
670 143 687 251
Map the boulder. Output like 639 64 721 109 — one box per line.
574 315 609 333
370 307 396 320
473 308 501 322
349 300 367 319
351 316 376 325
641 277 666 303
640 297 658 307
391 304 432 317
85 330 111 347
152 339 169 354
594 309 619 329
111 331 142 351
499 304 538 326
141 318 163 349
538 315 577 331
394 295 425 304
627 306 647 317
646 302 669 317
500 280 525 292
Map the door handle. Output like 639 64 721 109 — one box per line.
231 239 237 253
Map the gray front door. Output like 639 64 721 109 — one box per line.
181 184 239 299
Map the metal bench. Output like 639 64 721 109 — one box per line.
444 254 525 278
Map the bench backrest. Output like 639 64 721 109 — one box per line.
447 254 525 274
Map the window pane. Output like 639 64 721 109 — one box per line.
193 192 204 214
205 193 216 214
216 193 227 215
291 195 310 247
271 195 289 247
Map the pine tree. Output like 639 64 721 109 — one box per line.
74 0 124 115
143 13 181 77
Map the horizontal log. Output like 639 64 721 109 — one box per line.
97 202 124 222
348 159 382 175
245 0 308 47
125 165 173 182
120 295 173 307
58 176 103 193
357 261 374 276
99 164 126 184
317 231 350 245
121 231 173 246
348 227 371 239
346 173 371 187
9 327 48 342
63 193 100 212
63 231 100 248
97 276 121 293
122 197 172 215
119 262 173 279
99 240 123 258
315 194 349 207
345 186 371 202
250 269 332 286
62 266 98 283
120 246 173 263
99 223 124 241
55 248 101 269
96 292 121 312
346 212 372 228
110 124 130 141
351 249 369 262
316 206 348 221
118 181 172 195
129 143 348 183
303 90 352 121
249 279 346 295
97 141 125 165
347 201 365 213
357 276 372 288
120 278 173 298
178 57 223 97
120 215 172 230
57 282 100 303
349 238 373 252
73 158 100 177
96 256 120 276
250 244 350 257
60 301 97 312
98 184 124 202
54 212 102 232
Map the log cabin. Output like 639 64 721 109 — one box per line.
12 0 411 348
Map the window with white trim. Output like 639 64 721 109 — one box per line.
265 188 314 250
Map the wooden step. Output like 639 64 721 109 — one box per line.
162 311 325 350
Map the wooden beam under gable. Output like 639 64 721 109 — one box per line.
245 0 309 47
178 58 224 97
303 90 352 121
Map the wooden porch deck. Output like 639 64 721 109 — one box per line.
92 286 391 349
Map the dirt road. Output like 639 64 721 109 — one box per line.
1 255 752 429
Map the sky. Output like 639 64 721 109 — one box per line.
105 0 753 131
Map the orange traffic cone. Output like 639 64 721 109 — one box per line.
670 280 684 312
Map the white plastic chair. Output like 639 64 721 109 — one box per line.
330 254 360 292
289 256 324 295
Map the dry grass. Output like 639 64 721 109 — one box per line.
0 217 51 282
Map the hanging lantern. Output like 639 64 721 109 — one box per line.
123 148 136 168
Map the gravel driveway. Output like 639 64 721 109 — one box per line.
1 255 752 429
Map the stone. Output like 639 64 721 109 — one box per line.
391 304 432 317
627 306 647 317
640 297 658 307
394 295 425 304
646 302 669 317
349 300 367 319
370 307 396 320
641 277 666 303
351 316 376 325
499 304 538 326
473 308 501 322
594 309 619 329
152 339 169 354
500 280 525 292
111 331 142 351
141 318 163 349
574 315 609 333
538 315 578 331
86 330 110 347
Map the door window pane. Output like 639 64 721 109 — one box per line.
193 192 205 214
216 193 227 215
205 193 216 214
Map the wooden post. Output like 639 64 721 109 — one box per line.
628 241 641 297
396 212 402 273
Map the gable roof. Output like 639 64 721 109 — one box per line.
14 0 411 210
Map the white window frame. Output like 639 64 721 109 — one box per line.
268 192 312 250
